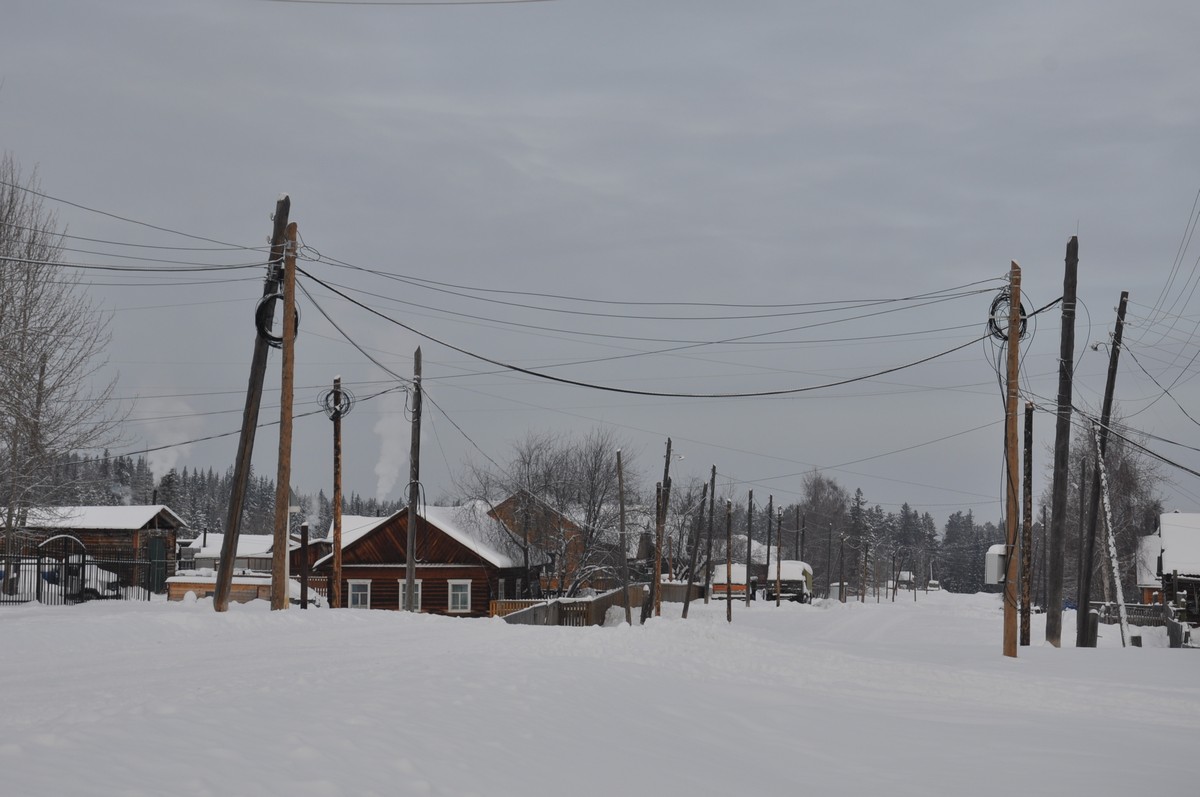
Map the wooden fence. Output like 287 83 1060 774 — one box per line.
1091 602 1167 628
658 581 705 604
499 584 647 627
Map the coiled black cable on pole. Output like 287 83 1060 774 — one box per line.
256 291 300 348
987 287 1027 342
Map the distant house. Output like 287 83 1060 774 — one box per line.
486 492 599 595
312 503 538 616
1156 513 1200 620
181 532 274 571
13 505 186 593
1136 533 1162 604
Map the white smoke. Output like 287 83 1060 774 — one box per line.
373 386 409 500
144 397 202 477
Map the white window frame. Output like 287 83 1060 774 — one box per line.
448 579 472 614
348 579 371 609
398 578 423 611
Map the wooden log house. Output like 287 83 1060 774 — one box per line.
313 503 541 616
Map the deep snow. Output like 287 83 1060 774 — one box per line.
2 591 1196 796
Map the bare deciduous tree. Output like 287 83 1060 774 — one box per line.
1 154 122 568
459 427 638 596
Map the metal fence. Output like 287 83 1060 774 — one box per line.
1 546 160 606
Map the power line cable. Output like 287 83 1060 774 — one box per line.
299 265 992 398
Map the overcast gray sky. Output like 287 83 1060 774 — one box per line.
4 0 1200 527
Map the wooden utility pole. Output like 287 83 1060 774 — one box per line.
725 500 733 623
745 490 754 606
405 348 422 612
839 537 846 603
1002 262 1022 658
214 196 289 613
651 439 674 618
1076 291 1128 647
775 510 783 607
1046 236 1079 647
653 483 664 617
1021 401 1034 646
270 221 299 611
331 377 344 608
703 465 716 604
826 524 833 598
616 449 632 626
681 482 708 619
764 495 774 585
300 522 309 609
1041 505 1048 612
799 511 805 562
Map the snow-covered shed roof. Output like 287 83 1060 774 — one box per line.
186 533 273 559
22 505 187 531
1158 513 1200 577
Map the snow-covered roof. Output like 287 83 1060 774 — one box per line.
711 563 750 585
186 533 273 559
421 502 517 569
313 504 520 569
323 514 392 548
1158 513 1200 577
772 560 813 581
1136 534 1161 588
22 505 187 531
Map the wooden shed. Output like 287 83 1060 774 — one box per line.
17 505 186 592
313 503 535 617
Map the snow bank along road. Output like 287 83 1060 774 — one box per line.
2 591 1196 796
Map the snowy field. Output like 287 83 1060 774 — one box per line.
2 591 1196 796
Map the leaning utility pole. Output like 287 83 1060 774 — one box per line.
270 222 299 612
405 348 422 612
1021 401 1033 645
1046 236 1079 647
1076 292 1129 647
703 465 716 604
1002 261 1022 658
215 196 289 613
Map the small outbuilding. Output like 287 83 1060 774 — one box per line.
13 505 186 594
